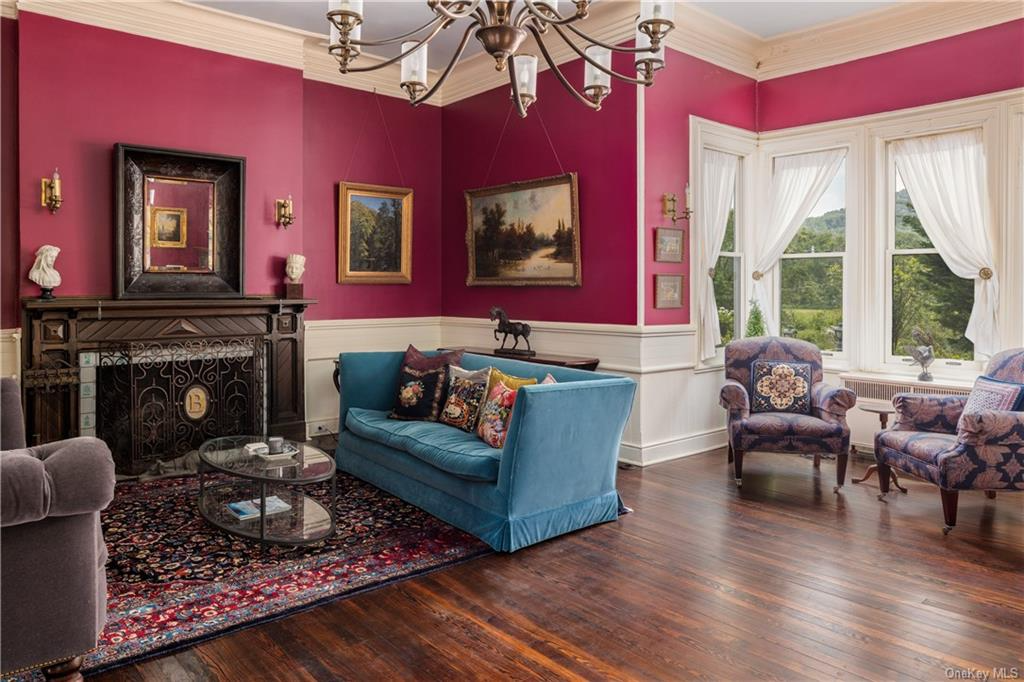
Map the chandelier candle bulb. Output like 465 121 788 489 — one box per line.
514 54 539 109
400 41 428 101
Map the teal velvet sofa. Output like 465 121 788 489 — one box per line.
335 352 636 552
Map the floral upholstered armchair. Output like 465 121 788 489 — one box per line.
875 348 1024 534
719 337 856 492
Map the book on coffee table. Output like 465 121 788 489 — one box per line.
225 495 292 521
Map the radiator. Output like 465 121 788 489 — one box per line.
839 372 973 404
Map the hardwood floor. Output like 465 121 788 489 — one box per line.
94 451 1023 681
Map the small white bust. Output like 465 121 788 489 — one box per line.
28 244 62 289
285 253 306 283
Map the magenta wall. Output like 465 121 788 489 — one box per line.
758 19 1024 131
440 53 639 325
1 18 18 328
644 48 757 325
16 12 303 301
302 80 442 321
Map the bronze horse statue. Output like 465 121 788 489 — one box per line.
490 306 534 356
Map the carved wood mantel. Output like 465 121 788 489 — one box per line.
21 297 315 473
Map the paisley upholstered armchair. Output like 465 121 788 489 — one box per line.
875 348 1024 533
720 337 856 492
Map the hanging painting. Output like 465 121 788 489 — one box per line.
465 173 581 287
338 182 413 284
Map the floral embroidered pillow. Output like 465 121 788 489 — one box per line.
957 375 1024 432
477 381 522 449
750 360 811 414
440 366 492 432
390 365 449 422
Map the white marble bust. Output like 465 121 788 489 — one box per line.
286 253 306 283
28 244 62 290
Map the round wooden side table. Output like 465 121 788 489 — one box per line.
852 405 908 493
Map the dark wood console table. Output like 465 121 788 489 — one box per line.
440 347 600 371
21 296 315 474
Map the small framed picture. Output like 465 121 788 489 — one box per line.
654 227 684 263
149 206 188 248
654 274 683 309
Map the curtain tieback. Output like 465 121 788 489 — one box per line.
752 270 763 281
708 268 715 278
979 267 993 280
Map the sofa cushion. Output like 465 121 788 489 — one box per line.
751 360 811 414
957 375 1024 432
347 408 501 482
440 365 492 432
877 430 958 465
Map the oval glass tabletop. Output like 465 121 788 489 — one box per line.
198 435 335 484
197 481 335 545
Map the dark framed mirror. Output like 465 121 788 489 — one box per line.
116 144 245 298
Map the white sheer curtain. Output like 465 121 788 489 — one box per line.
749 148 846 335
697 150 739 360
893 129 998 357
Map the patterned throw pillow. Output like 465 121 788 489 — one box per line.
390 365 449 421
957 375 1024 431
440 366 492 432
477 381 521 449
484 368 537 398
541 373 557 384
750 360 812 414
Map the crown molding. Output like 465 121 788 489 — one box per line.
665 4 760 79
9 0 1022 105
756 1 1024 81
16 0 309 70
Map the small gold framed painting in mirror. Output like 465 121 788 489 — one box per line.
654 227 683 263
654 274 683 309
338 182 413 284
150 207 188 248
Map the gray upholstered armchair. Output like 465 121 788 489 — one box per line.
1 378 115 680
875 348 1024 533
720 337 856 492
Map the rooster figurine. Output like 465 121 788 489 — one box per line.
904 327 935 382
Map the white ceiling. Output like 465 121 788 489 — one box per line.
198 1 903 67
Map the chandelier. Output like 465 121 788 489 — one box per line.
327 1 675 117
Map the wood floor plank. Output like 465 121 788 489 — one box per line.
91 450 1024 681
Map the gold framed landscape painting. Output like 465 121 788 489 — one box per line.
465 172 581 287
338 182 413 284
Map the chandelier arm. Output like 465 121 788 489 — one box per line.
472 6 488 24
336 16 446 48
338 21 451 73
564 23 661 54
410 21 479 106
527 27 600 111
430 0 482 22
517 0 586 28
507 54 530 119
550 23 654 85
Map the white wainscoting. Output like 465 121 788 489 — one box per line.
305 315 729 466
0 329 21 379
304 317 442 439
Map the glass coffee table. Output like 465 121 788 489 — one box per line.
197 436 337 547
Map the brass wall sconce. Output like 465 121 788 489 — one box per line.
275 195 295 228
662 182 692 224
40 168 63 213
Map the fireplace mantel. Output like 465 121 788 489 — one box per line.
21 296 315 473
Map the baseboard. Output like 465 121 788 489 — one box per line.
620 427 729 467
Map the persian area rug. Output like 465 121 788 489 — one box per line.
5 473 489 680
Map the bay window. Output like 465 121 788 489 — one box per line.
779 159 846 353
